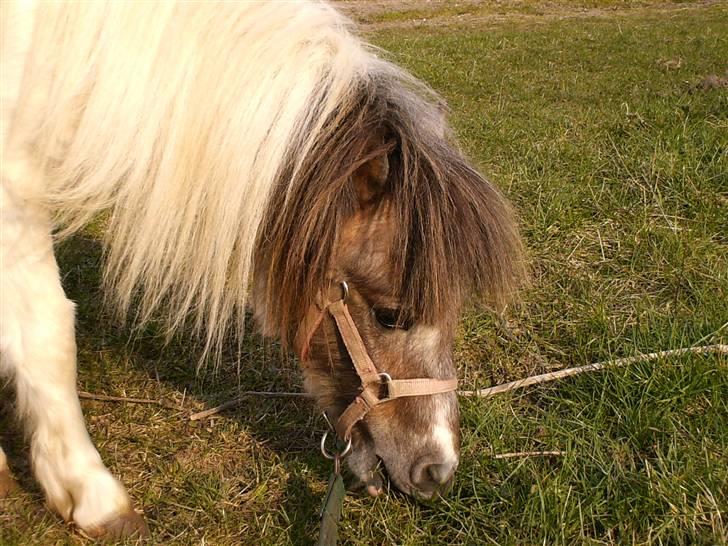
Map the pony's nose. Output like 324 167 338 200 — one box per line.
410 458 458 498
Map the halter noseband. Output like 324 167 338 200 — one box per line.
295 281 458 443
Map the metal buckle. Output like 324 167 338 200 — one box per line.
378 372 392 400
339 280 349 303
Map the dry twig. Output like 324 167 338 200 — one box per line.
188 391 312 421
78 391 182 411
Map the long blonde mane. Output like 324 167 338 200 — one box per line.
6 1 524 362
8 2 378 356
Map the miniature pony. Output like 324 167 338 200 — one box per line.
0 1 523 538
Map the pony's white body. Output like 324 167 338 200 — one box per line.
0 0 380 531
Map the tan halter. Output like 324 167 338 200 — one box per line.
295 281 458 442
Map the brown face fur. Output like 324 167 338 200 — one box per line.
299 156 461 498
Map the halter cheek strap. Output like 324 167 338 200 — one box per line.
295 282 458 442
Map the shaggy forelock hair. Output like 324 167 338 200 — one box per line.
257 65 525 346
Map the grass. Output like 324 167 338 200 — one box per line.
1 1 727 544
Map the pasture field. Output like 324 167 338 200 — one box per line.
1 1 727 544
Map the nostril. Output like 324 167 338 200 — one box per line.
411 459 458 496
427 461 456 486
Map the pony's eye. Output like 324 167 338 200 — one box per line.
374 308 412 330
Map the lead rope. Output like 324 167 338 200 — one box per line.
317 413 351 546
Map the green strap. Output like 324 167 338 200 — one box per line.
317 472 346 546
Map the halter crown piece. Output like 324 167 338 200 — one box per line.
295 280 459 443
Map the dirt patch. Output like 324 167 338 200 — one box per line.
333 0 724 32
695 72 728 90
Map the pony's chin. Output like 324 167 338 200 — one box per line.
345 443 417 500
347 451 445 502
345 441 385 497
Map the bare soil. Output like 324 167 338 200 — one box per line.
334 0 723 31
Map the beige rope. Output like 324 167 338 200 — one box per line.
459 344 728 398
79 344 727 420
492 451 565 459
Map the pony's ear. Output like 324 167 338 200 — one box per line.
352 153 389 206
351 131 394 208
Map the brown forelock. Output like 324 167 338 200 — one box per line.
255 78 387 347
390 125 527 325
255 74 526 347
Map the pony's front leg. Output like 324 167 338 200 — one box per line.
0 184 148 539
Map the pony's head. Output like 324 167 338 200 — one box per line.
254 71 524 499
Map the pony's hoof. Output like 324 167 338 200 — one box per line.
84 510 150 542
0 469 19 498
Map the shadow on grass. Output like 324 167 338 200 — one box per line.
283 473 320 546
1 232 334 542
0 400 39 498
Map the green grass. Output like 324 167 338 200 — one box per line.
1 2 727 545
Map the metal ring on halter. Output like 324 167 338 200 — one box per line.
379 372 392 399
340 280 349 302
320 430 352 460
